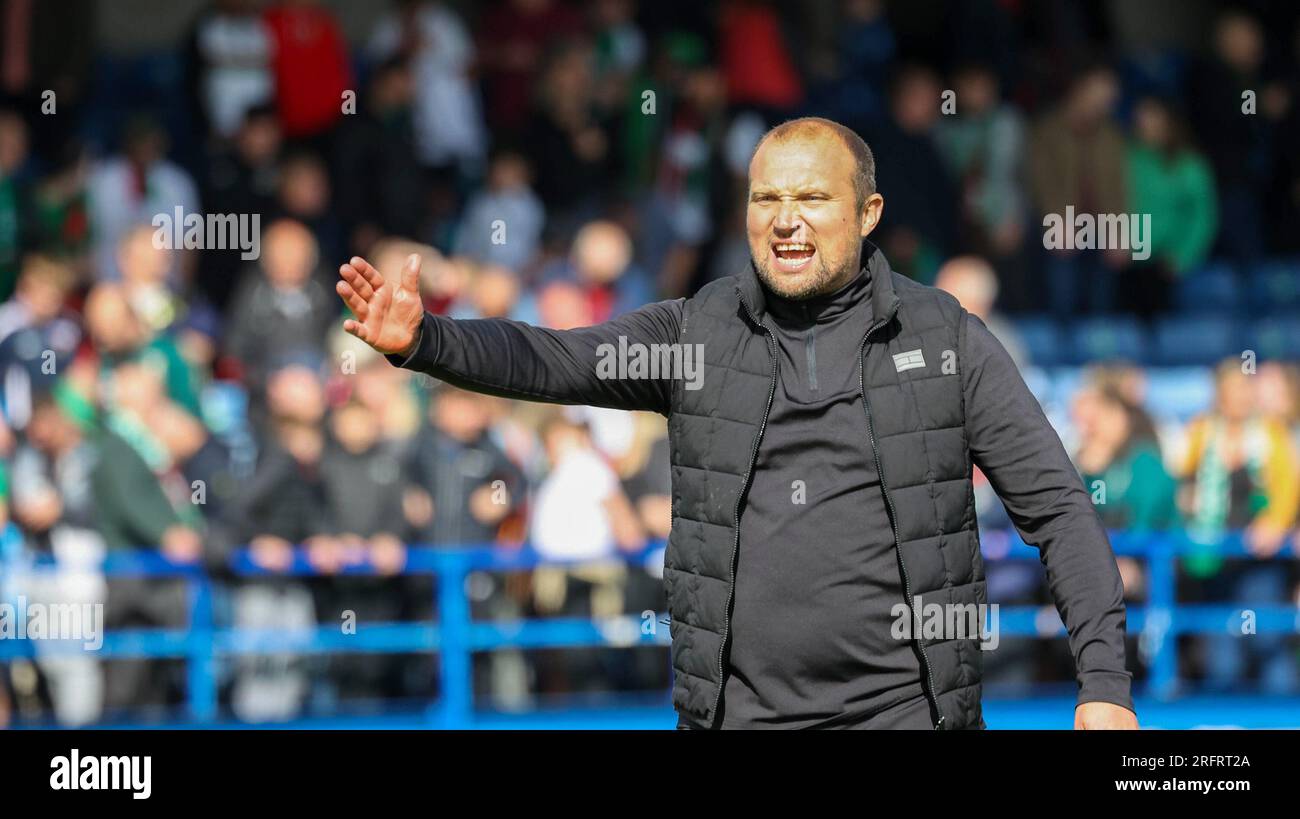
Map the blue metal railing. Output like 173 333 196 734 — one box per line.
1 531 1297 726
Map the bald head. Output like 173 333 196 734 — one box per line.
752 117 876 211
935 256 999 318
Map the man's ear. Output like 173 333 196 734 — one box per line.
861 193 884 237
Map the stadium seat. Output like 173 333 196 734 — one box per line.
1151 316 1240 366
1245 314 1300 361
1142 368 1215 422
1246 260 1300 315
1065 315 1149 366
1011 315 1065 367
1173 267 1239 315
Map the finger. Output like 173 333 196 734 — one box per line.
350 256 384 289
342 318 370 343
400 253 421 294
339 264 375 301
335 280 369 319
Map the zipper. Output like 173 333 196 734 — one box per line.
806 322 816 392
857 323 946 730
804 304 818 393
709 300 779 728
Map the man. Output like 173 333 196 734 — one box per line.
336 116 1138 730
934 255 1027 370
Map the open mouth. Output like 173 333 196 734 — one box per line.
770 241 816 272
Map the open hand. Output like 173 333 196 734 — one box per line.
336 254 425 357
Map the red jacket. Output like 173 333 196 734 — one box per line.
264 4 353 138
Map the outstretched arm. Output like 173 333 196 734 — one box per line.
337 254 683 415
960 311 1138 729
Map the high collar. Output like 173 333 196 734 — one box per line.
736 237 901 335
764 263 871 326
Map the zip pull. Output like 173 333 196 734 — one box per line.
934 715 946 730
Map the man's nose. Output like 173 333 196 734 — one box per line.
773 200 803 234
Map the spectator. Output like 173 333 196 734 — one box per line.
403 385 523 548
30 138 92 278
318 398 415 701
525 41 614 239
185 0 274 140
477 0 584 136
866 64 958 283
1178 359 1300 694
542 220 653 322
527 409 645 694
322 400 407 564
7 382 106 726
449 264 532 322
262 0 352 144
330 332 422 447
644 62 730 296
1180 359 1300 559
11 380 201 719
933 62 1031 309
0 110 33 300
200 103 282 310
117 224 184 334
589 0 647 115
146 399 239 565
1122 96 1218 322
1257 362 1300 558
1257 361 1300 456
226 361 333 721
223 218 336 403
1268 17 1300 254
1028 62 1128 318
0 254 81 432
84 283 202 417
536 279 594 330
934 255 1029 370
174 301 224 390
273 152 343 273
87 115 200 285
1072 382 1179 598
1187 10 1283 269
0 0 94 166
530 409 643 562
452 149 545 275
367 0 486 181
718 0 804 115
332 57 425 258
806 0 895 128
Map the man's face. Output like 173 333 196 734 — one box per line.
746 134 879 300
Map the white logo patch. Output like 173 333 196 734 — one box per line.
893 349 926 372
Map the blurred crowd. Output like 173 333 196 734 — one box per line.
0 0 1298 725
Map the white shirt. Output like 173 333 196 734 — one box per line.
529 447 619 562
368 4 485 168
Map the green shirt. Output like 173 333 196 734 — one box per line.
1080 440 1179 532
1126 143 1218 275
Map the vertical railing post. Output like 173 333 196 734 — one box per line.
1147 532 1178 701
433 551 473 729
186 571 218 723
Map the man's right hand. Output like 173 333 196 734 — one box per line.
336 253 425 358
